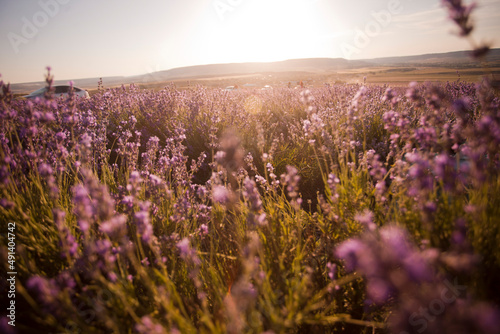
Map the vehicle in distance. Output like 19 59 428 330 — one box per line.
23 85 90 99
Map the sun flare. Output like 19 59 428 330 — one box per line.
195 0 334 64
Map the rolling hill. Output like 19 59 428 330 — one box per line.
9 48 500 94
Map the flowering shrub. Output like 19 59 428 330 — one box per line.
1 3 500 333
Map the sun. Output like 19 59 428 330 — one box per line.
193 0 332 64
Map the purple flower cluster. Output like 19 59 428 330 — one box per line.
336 222 499 333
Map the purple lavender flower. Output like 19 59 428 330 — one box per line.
355 209 376 231
366 278 392 304
135 316 166 334
335 239 366 272
72 185 93 233
0 316 16 334
281 165 300 200
177 238 191 258
177 237 201 266
434 153 457 191
243 177 263 212
405 81 420 102
327 173 340 191
0 165 10 185
26 275 59 307
134 201 154 243
379 226 411 259
199 224 208 236
452 97 472 123
212 185 230 204
402 252 434 282
107 272 118 282
326 262 337 280
100 214 128 239
38 163 53 177
441 0 476 36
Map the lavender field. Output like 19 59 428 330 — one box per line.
1 2 500 333
1 68 500 333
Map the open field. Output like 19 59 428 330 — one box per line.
360 66 500 85
123 66 500 93
13 65 498 98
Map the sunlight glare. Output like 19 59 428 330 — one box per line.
193 0 334 65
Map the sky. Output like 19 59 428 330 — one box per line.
0 0 499 83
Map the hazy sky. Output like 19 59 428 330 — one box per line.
1 0 499 83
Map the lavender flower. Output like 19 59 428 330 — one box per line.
0 317 16 334
100 214 128 239
134 201 154 243
59 230 78 258
243 177 263 212
442 0 476 36
177 237 201 266
335 239 366 272
326 262 337 280
135 316 166 334
212 184 230 204
355 209 376 231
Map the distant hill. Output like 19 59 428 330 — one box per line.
364 49 500 67
9 48 500 93
128 58 372 83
